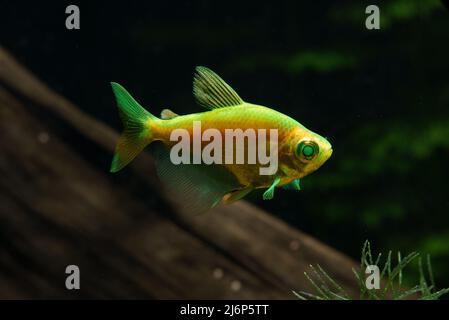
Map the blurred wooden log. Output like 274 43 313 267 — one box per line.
0 87 286 299
0 47 359 299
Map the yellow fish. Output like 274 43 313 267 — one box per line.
110 67 332 212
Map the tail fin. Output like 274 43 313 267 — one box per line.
110 82 156 173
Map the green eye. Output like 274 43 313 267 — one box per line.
296 141 319 160
302 145 314 157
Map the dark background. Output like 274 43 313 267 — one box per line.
1 0 449 289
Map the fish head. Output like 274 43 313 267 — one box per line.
290 128 333 178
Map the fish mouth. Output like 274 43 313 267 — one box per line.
308 148 333 173
316 148 332 169
322 148 333 162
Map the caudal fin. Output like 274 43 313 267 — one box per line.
110 82 156 173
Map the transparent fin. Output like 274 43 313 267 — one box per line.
151 143 242 214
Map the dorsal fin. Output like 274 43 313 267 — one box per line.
160 109 179 119
193 66 244 109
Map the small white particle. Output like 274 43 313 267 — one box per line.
230 280 241 291
213 268 223 279
37 132 49 144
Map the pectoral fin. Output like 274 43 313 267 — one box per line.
263 176 281 200
282 179 301 191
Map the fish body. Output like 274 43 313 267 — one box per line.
110 67 332 212
154 104 328 188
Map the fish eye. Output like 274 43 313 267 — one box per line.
296 141 319 161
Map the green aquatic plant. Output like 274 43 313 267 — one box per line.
293 241 449 300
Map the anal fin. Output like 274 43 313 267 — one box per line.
151 142 242 214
